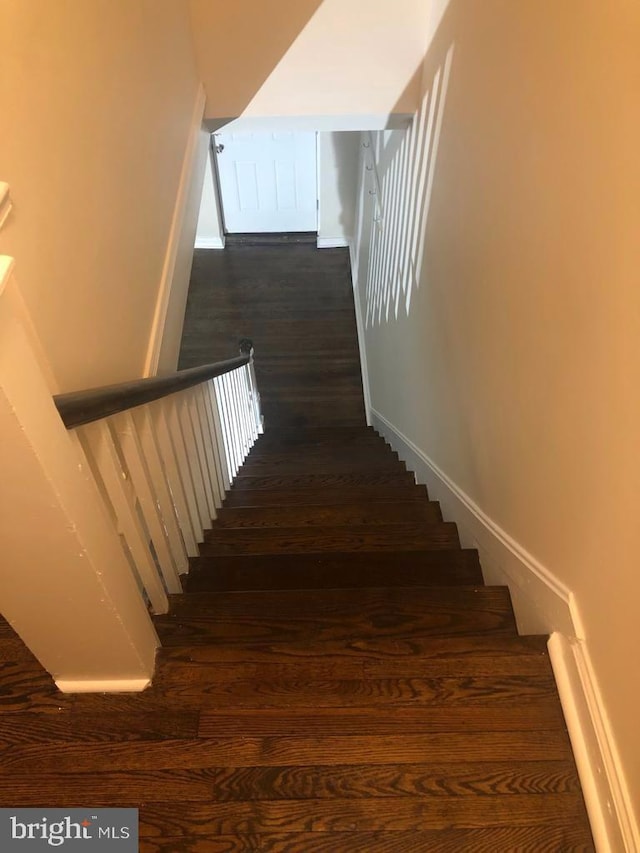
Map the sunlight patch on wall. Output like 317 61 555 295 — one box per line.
363 44 454 327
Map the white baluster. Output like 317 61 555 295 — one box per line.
214 374 238 480
199 383 226 501
79 420 169 614
195 386 223 512
207 379 231 491
175 394 210 529
112 411 182 595
131 407 189 578
186 389 216 520
166 396 205 541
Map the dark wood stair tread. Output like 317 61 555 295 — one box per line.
159 634 551 673
154 586 517 645
200 523 460 555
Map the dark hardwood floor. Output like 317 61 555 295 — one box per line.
0 240 594 851
179 239 366 428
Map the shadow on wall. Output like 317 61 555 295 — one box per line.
359 43 456 327
189 0 325 119
329 132 361 244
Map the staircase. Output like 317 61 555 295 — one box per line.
146 422 594 850
0 241 593 849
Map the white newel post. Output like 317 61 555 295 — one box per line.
0 257 159 692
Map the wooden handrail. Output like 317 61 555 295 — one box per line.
54 342 253 429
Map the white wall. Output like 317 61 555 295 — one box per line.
351 1 640 847
191 0 430 123
317 132 360 248
0 1 200 392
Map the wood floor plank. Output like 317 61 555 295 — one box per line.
256 826 595 852
0 661 66 713
0 731 574 773
0 711 199 745
140 837 257 853
196 704 565 736
71 674 559 713
0 760 580 808
138 794 589 835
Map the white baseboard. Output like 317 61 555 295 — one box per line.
195 235 225 250
55 677 151 694
317 236 349 249
349 242 372 425
369 405 639 853
549 634 637 852
144 84 206 377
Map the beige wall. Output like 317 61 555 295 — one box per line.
191 0 430 122
0 0 200 392
353 0 640 828
189 0 324 120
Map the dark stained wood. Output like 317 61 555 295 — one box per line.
231 471 415 490
223 485 429 507
54 354 249 429
256 826 594 852
179 244 366 428
0 240 592 852
200 523 460 555
155 586 516 643
138 793 588 834
0 731 574 774
215 502 441 528
186 549 482 590
159 634 552 674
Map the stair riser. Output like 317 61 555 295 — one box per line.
232 472 415 490
201 524 460 556
215 503 442 528
224 486 429 508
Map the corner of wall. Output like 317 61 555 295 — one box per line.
144 84 207 377
368 406 639 853
348 241 372 426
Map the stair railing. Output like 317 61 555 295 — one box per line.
53 341 263 616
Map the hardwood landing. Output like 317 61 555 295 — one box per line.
179 243 366 428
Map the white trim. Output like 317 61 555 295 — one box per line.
349 242 372 426
369 405 639 853
55 677 151 694
208 114 414 134
0 255 15 296
0 183 12 230
549 634 637 853
316 236 349 249
144 85 206 377
195 236 226 250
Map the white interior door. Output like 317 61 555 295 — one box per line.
214 131 317 233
